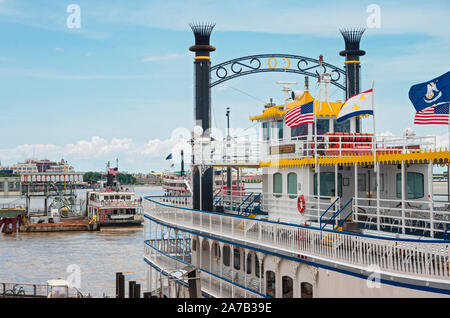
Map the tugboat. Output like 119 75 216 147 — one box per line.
86 163 143 226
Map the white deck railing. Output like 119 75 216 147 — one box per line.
144 240 265 298
192 134 437 165
144 196 450 284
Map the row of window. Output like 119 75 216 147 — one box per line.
196 242 313 298
0 182 20 191
272 172 424 199
263 119 351 141
266 272 313 298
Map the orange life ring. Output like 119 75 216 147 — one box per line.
297 195 305 214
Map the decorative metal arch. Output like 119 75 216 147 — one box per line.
210 54 346 91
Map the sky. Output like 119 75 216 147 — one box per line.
0 0 449 173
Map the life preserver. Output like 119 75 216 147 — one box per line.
297 195 305 214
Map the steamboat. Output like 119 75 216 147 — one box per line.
143 25 450 298
87 165 143 226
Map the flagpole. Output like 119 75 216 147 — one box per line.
372 81 377 173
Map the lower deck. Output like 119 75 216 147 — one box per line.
143 196 450 298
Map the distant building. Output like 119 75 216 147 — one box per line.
2 158 74 175
134 172 163 184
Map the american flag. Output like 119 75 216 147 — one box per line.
285 101 314 128
109 167 118 175
414 103 449 125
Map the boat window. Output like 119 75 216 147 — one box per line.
246 253 252 275
358 173 366 191
334 119 350 133
301 282 313 298
273 173 282 197
233 248 240 270
263 122 270 141
277 120 283 139
291 124 308 138
312 119 330 135
126 195 131 200
314 173 342 197
192 239 197 251
282 276 293 298
223 246 230 266
396 172 424 199
266 271 276 297
287 173 297 198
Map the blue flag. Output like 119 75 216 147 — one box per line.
409 71 450 112
165 154 172 160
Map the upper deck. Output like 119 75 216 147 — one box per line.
87 190 141 208
192 132 447 167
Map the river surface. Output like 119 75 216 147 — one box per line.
0 185 162 297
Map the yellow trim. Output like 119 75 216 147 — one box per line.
344 60 360 64
194 56 211 60
267 57 277 69
260 149 450 168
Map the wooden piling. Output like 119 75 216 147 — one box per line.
116 272 125 298
134 283 141 298
129 281 136 298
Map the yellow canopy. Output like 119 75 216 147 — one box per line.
249 91 343 122
287 91 342 117
250 106 285 121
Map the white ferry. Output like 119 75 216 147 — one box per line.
86 167 143 226
142 27 450 298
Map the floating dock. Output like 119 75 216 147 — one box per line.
20 217 99 232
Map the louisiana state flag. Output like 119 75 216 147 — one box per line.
409 71 450 112
337 89 374 122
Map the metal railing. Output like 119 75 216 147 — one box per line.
144 196 450 283
144 240 266 298
354 197 450 238
191 134 438 165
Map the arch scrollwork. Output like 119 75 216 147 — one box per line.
210 54 346 91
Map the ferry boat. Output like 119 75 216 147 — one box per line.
86 166 143 226
142 27 450 298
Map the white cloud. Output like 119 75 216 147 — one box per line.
0 135 191 169
65 136 134 159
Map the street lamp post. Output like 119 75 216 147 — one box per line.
226 107 232 193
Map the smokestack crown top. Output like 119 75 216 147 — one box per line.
189 22 216 45
339 28 366 57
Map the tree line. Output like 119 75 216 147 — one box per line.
83 172 138 185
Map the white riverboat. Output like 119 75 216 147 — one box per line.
86 166 143 226
142 27 450 298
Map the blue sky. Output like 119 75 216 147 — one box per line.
0 0 449 172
